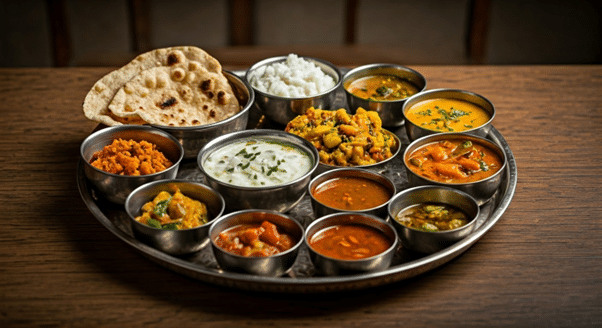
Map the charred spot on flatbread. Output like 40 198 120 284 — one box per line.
158 97 178 109
200 79 212 91
167 52 184 66
217 91 226 105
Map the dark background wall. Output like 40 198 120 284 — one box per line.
1 0 600 67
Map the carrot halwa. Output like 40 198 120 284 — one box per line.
90 138 173 175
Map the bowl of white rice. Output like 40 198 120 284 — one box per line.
245 54 342 125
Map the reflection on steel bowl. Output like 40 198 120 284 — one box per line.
245 55 342 125
388 185 479 254
80 125 184 204
197 129 319 212
309 168 396 219
305 212 398 276
151 70 254 159
124 179 225 255
209 209 304 276
403 133 506 205
402 88 495 141
343 63 426 127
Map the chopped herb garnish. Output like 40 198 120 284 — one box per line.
153 199 170 218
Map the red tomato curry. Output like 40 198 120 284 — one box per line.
406 139 502 183
215 221 297 257
312 176 392 211
309 224 392 260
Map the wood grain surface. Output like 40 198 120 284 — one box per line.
1 65 601 327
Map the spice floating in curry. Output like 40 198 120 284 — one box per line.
214 221 297 257
135 188 210 230
405 98 490 132
309 224 393 260
285 107 397 166
312 176 392 211
406 139 502 183
345 74 419 101
395 203 469 232
89 138 173 175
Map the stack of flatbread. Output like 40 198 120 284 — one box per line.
83 46 240 127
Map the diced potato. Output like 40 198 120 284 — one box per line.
323 132 342 149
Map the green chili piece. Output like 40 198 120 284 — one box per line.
162 223 179 230
147 218 162 229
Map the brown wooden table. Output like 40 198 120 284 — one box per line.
1 65 601 327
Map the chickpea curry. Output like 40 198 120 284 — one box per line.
285 107 397 166
395 203 470 232
215 221 297 257
406 139 502 184
135 188 209 230
345 74 419 101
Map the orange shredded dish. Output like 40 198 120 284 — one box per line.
90 138 173 175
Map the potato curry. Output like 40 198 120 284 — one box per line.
135 188 209 230
285 107 397 166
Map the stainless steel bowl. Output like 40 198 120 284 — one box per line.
388 185 480 254
343 63 426 127
151 70 254 159
197 129 319 212
403 133 507 205
209 209 304 276
80 125 184 204
124 180 226 255
305 212 398 276
245 55 342 125
309 168 396 219
402 88 495 141
313 129 401 177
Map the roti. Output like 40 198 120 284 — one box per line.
107 65 240 126
83 46 236 126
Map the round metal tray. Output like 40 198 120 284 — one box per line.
77 71 517 293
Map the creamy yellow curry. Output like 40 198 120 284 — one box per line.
135 188 209 230
405 98 490 132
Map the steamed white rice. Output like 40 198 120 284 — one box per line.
248 54 336 97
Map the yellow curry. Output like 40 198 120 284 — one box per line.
285 107 397 166
405 98 490 132
135 188 209 230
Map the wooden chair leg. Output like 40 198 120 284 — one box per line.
345 0 358 45
46 0 70 67
128 0 152 53
467 0 491 64
229 0 255 46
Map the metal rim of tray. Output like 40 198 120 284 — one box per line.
77 125 516 293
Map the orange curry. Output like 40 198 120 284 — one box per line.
406 139 502 183
90 138 173 176
214 221 297 257
312 176 392 211
309 224 392 260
